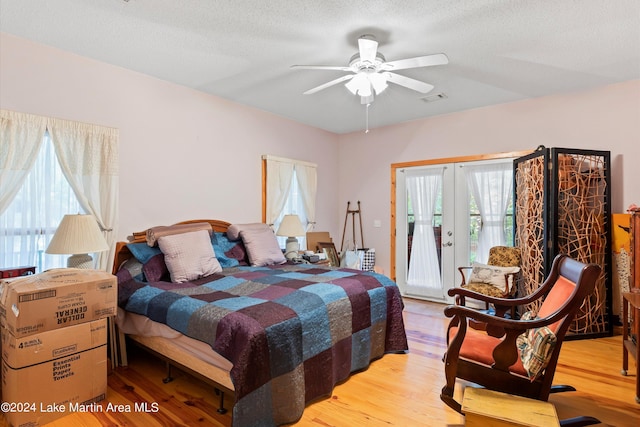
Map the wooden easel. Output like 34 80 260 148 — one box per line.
340 201 364 251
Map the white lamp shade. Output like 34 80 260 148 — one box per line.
276 215 306 237
46 214 109 255
276 215 306 260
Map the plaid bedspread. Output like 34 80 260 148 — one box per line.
117 263 408 426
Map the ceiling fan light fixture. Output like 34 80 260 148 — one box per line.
345 73 371 96
368 73 388 95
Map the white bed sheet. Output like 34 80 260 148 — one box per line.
116 307 233 372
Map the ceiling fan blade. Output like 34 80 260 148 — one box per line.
303 74 354 95
358 36 378 63
291 65 352 71
381 53 449 71
384 72 434 94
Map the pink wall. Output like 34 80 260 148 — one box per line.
338 80 640 273
0 33 341 241
2 32 638 274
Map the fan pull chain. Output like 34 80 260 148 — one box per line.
365 103 370 133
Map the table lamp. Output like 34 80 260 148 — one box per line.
276 214 306 259
46 214 109 269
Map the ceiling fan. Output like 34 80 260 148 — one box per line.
291 34 449 105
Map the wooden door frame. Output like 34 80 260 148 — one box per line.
390 150 532 281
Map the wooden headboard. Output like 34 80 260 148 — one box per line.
112 219 231 274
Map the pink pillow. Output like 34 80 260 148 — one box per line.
157 230 222 282
232 224 286 266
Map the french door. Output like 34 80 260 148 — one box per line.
394 158 514 303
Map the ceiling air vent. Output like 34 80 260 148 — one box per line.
421 93 447 103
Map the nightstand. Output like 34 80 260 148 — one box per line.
622 291 640 403
0 266 36 278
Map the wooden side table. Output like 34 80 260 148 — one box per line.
462 387 560 427
622 291 640 403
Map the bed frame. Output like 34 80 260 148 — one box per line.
112 219 236 413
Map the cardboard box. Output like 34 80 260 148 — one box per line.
1 318 108 426
0 268 116 337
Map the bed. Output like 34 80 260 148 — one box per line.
112 219 408 427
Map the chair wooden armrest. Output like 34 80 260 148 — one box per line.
448 286 521 321
444 302 575 334
458 266 472 285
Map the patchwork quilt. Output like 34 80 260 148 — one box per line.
117 263 408 427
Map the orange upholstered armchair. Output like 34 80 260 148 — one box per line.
441 254 601 424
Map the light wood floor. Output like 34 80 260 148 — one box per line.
2 298 639 426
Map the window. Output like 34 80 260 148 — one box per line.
1 109 119 271
262 155 317 250
0 133 83 271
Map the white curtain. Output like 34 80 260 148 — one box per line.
406 168 443 292
49 118 119 271
0 110 47 215
465 162 513 263
264 157 295 228
294 163 317 231
0 133 84 270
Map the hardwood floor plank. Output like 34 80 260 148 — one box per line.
2 298 638 426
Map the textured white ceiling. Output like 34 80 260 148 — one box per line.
1 0 639 133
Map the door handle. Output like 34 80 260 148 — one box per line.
443 241 453 247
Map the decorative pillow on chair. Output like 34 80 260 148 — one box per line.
157 230 222 283
516 311 558 381
126 242 169 282
468 262 520 290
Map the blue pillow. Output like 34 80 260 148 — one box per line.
126 243 169 282
211 232 247 267
127 242 161 264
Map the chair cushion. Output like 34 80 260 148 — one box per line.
461 282 506 298
449 326 528 377
516 311 558 381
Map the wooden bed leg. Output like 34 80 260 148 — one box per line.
163 362 174 383
215 388 228 414
117 326 128 367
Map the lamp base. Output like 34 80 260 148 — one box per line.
67 253 94 269
284 238 300 260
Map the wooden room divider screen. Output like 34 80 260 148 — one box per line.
514 146 612 338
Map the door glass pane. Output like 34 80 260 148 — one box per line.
407 179 443 271
468 195 481 263
467 194 514 263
